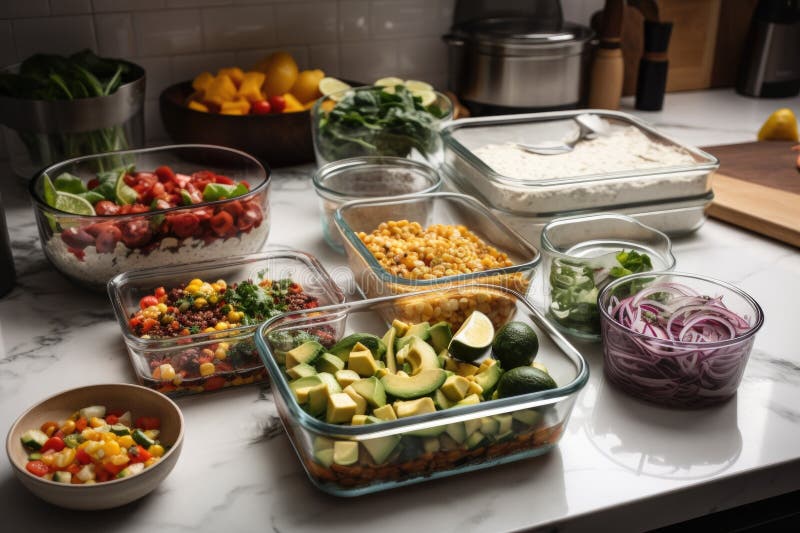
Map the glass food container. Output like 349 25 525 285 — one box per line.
255 284 589 496
108 250 345 396
541 213 676 340
312 157 442 253
29 145 270 291
599 272 764 408
311 85 453 167
334 192 540 329
441 110 719 236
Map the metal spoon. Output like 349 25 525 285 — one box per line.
515 114 609 155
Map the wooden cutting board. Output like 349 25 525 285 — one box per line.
702 141 800 247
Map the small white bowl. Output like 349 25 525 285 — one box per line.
6 383 184 510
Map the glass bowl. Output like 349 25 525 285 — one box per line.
254 284 589 496
107 250 345 396
311 85 453 167
313 157 442 253
334 192 540 329
28 145 270 291
541 213 676 340
598 272 764 408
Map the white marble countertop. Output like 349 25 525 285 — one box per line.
1 89 799 532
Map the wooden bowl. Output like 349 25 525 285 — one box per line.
5 383 184 510
160 80 316 167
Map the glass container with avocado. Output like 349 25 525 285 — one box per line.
255 284 588 496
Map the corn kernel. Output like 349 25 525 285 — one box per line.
194 298 207 309
55 448 76 468
60 420 76 435
158 363 176 381
157 303 168 313
84 441 102 455
41 453 55 466
148 444 165 457
109 454 129 466
144 458 157 467
118 435 134 448
199 362 215 376
90 417 105 428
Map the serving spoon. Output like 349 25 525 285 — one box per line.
515 114 610 155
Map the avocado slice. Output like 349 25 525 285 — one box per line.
423 437 441 453
350 376 387 408
333 440 359 465
372 404 397 421
334 369 361 388
466 431 489 450
329 333 386 362
348 344 379 377
432 388 453 410
306 383 330 417
493 414 513 434
289 375 324 403
315 353 345 374
406 336 440 375
440 375 471 401
393 397 437 418
454 393 481 407
391 319 410 337
429 321 453 353
395 322 430 351
474 360 503 400
317 372 343 394
362 435 401 464
381 368 447 400
285 341 325 369
286 362 317 380
464 418 482 436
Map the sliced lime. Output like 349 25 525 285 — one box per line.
115 170 138 205
54 192 96 216
374 77 404 87
405 80 433 92
319 77 351 99
43 173 58 207
413 89 437 107
448 310 494 362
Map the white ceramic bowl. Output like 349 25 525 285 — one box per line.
5 383 184 510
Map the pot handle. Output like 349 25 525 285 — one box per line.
442 34 465 47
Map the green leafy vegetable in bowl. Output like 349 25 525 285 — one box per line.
549 249 653 335
314 85 449 163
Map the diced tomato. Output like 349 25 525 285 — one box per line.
95 468 111 482
192 207 212 222
41 436 65 453
135 416 160 430
203 376 227 391
66 463 81 475
26 460 49 477
175 173 191 188
129 203 150 214
210 211 234 237
61 227 95 249
141 318 158 333
102 462 126 476
75 417 88 431
140 295 159 309
95 225 122 254
120 219 152 248
76 448 92 465
129 445 152 463
105 414 119 425
95 200 120 215
236 205 263 231
155 165 177 183
221 200 243 218
124 173 137 186
87 178 100 190
167 213 200 239
153 199 171 211
214 174 234 185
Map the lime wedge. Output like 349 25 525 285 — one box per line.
448 310 495 362
54 191 96 216
374 77 404 87
413 89 437 107
319 77 352 99
405 80 433 92
115 170 138 205
43 173 58 207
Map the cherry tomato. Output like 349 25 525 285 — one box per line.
120 219 152 248
237 205 263 231
26 460 49 477
155 286 167 298
94 200 120 216
268 95 286 113
214 174 234 185
203 376 227 391
140 295 159 309
210 211 234 236
94 225 122 254
251 100 272 115
168 213 200 239
221 200 243 218
135 416 160 430
155 165 177 183
41 436 65 453
76 448 92 465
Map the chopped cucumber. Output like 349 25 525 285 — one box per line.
79 405 106 419
117 462 145 478
21 429 49 450
53 471 72 483
132 428 155 448
110 424 131 436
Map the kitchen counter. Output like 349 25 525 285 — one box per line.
1 89 798 532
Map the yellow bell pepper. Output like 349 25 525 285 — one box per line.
188 100 209 113
220 97 251 115
282 92 305 113
238 71 266 103
192 71 215 92
217 67 245 87
204 75 238 106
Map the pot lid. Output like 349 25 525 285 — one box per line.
456 17 593 47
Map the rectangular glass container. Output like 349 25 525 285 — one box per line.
108 250 345 396
441 110 719 233
334 192 541 328
255 284 589 496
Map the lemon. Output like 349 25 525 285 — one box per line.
291 69 325 104
413 89 437 107
256 51 299 97
448 310 494 362
374 77 404 87
54 191 95 216
757 108 798 141
405 80 433 92
115 171 138 205
318 77 351 99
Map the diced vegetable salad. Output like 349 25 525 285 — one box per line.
20 406 165 484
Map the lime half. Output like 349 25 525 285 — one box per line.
374 77 404 87
43 173 58 207
319 77 351 99
448 310 494 362
115 170 138 205
54 192 95 216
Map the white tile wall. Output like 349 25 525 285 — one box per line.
0 0 598 159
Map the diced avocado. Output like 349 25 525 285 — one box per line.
285 341 325 369
495 430 515 443
290 375 323 403
474 360 504 400
408 425 447 437
395 322 430 351
381 368 447 400
21 429 48 451
441 375 471 401
467 381 484 397
317 372 343 394
329 334 386 362
362 435 401 464
326 392 358 424
376 360 386 369
512 408 542 427
393 397 437 418
464 419 482 436
405 336 440 375
333 440 359 465
350 376 387 408
313 436 334 452
433 388 453 410
348 345 379 377
351 414 370 425
480 417 500 436
391 319 410 337
456 362 480 377
366 416 383 424
335 369 361 388
382 327 398 373
445 422 467 443
493 414 514 434
429 321 453 353
372 404 397 421
466 431 489 450
287 362 317 380
439 433 460 450
314 447 334 468
423 437 441 453
454 393 481 407
306 383 330 417
315 353 345 374
343 385 368 415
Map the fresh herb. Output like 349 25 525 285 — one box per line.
223 279 293 322
316 85 445 162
